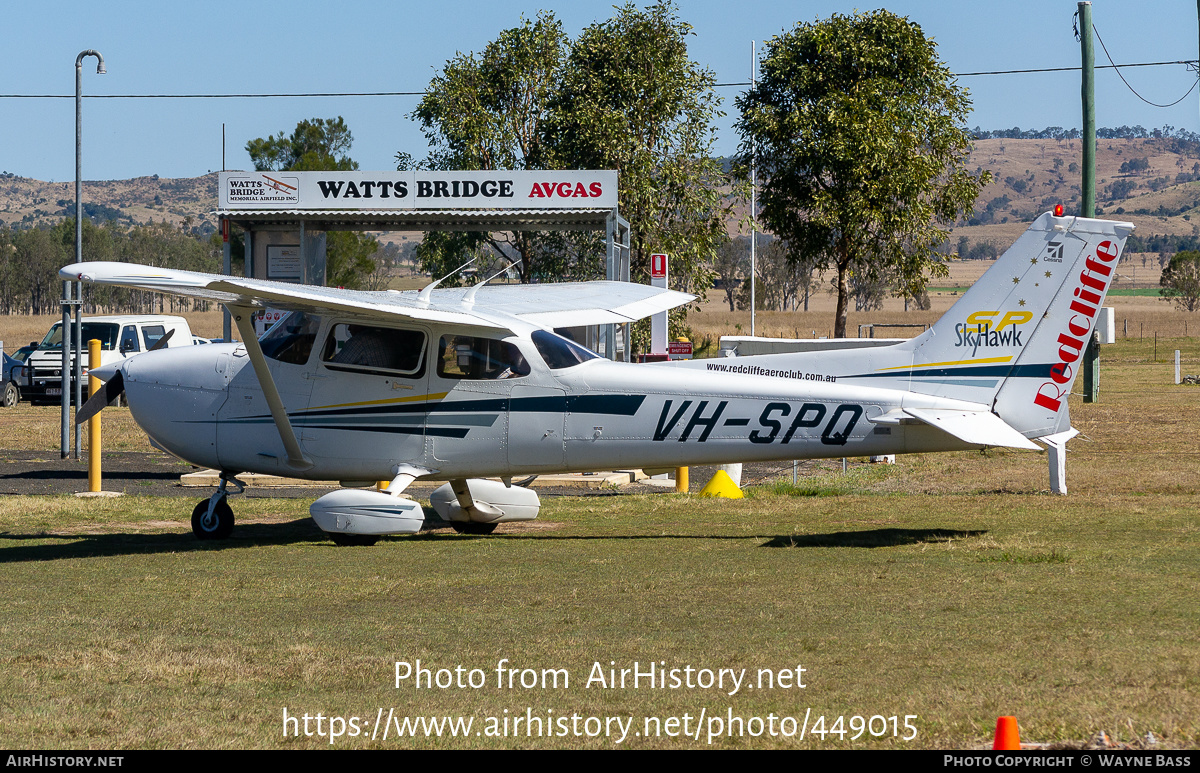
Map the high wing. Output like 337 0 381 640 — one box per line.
58 261 694 330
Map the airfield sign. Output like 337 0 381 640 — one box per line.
219 170 618 211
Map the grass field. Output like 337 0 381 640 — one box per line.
0 336 1197 749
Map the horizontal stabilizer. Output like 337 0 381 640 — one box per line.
902 407 1040 450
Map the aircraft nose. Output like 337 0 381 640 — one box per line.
122 343 237 391
91 362 120 382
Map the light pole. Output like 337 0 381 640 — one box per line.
65 50 105 459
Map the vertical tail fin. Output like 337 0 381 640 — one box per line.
902 211 1133 436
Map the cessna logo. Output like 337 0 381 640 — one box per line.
1041 240 1065 263
1033 239 1120 413
955 311 1033 354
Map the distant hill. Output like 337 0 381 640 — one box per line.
954 136 1200 250
4 136 1199 252
0 172 218 235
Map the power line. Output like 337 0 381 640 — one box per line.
0 91 425 99
0 60 1193 99
1092 27 1199 108
718 59 1198 87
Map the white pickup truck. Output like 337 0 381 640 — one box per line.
23 315 197 404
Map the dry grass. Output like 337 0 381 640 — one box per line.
0 335 1198 748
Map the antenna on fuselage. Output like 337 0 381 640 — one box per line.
416 257 478 304
462 259 522 306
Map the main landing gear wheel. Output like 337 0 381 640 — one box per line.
192 498 234 540
451 522 498 535
329 533 379 547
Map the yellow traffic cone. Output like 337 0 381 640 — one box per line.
699 469 744 499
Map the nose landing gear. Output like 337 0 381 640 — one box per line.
192 473 244 540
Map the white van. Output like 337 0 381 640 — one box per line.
23 315 195 404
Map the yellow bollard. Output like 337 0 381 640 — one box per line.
675 466 688 493
87 339 101 493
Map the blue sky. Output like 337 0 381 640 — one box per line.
3 0 1198 181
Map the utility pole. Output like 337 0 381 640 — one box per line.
1079 2 1095 219
1078 2 1100 402
750 40 757 337
68 49 106 458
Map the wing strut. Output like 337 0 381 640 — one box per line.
230 305 313 471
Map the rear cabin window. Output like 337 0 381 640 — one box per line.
321 323 426 377
436 335 530 380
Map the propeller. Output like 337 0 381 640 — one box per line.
74 328 175 425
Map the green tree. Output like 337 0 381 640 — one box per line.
246 117 357 172
10 228 65 315
409 12 569 284
736 10 990 337
246 118 377 288
1160 250 1200 311
713 235 748 311
544 1 735 300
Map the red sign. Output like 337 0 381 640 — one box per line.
667 341 693 360
651 253 667 279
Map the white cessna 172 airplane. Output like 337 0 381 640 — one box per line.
62 211 1132 545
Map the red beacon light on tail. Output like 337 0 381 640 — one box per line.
1054 204 1064 217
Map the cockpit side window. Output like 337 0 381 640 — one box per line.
530 330 600 369
260 311 322 365
436 335 530 380
321 323 427 378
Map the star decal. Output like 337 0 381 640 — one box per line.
1018 299 1026 306
1044 271 1052 278
1030 258 1039 265
1012 277 1020 285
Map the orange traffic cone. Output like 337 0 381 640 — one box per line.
993 716 1021 750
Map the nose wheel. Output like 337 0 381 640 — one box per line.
192 473 243 540
192 498 234 540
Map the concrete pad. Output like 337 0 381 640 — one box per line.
74 490 125 498
180 470 338 488
181 469 649 489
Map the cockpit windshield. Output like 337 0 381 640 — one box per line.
530 330 601 369
260 311 322 365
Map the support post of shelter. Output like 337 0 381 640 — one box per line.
605 210 631 362
221 217 232 342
